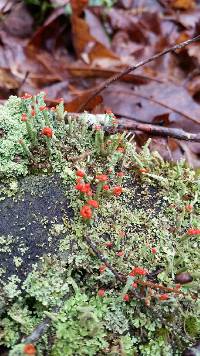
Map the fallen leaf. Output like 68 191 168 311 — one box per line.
70 0 88 16
71 15 118 63
2 2 34 38
170 0 196 10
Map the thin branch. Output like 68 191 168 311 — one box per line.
135 279 184 295
84 235 143 300
78 34 200 112
22 316 52 344
117 121 200 142
64 112 200 142
84 235 125 283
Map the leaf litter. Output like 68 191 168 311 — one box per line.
0 0 200 166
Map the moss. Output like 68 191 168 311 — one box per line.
185 316 200 338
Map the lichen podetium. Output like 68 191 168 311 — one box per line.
0 93 199 356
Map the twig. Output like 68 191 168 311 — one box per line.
117 121 200 142
69 149 92 162
84 235 125 283
22 316 53 344
135 279 184 295
18 71 29 95
84 235 143 300
78 34 200 112
64 112 200 142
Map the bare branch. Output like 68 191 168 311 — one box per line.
84 235 125 283
78 34 200 112
117 121 200 142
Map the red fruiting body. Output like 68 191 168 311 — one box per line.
87 200 99 208
57 98 64 103
117 147 125 153
21 93 32 99
86 190 93 197
75 183 84 191
75 183 91 194
116 251 124 257
31 110 35 117
99 264 106 273
103 185 110 191
112 119 118 125
76 170 85 178
105 241 113 248
82 183 91 193
187 228 200 235
98 289 105 297
113 186 123 196
21 113 27 122
151 247 157 254
41 127 53 138
80 205 92 219
123 294 130 302
118 230 125 238
132 283 138 288
185 204 193 212
159 294 169 301
23 343 36 355
96 174 108 182
105 108 113 114
130 267 148 276
117 172 124 177
39 106 47 111
76 177 83 184
93 124 101 131
139 168 148 173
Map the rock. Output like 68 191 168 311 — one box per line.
0 174 73 285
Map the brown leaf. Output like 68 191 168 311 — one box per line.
85 9 110 49
1 2 34 38
65 93 102 112
187 75 200 103
70 0 88 17
170 0 196 10
0 68 19 89
71 15 118 63
66 65 156 84
27 7 66 51
102 81 200 135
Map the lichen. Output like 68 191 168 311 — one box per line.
0 94 199 355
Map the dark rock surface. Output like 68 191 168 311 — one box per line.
0 174 73 284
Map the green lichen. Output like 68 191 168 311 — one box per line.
0 94 199 355
51 292 108 356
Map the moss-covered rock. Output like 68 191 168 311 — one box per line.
0 94 199 355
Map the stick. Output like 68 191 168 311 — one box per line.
135 279 184 295
64 112 200 142
22 316 52 344
84 235 125 283
78 34 200 112
117 121 200 142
